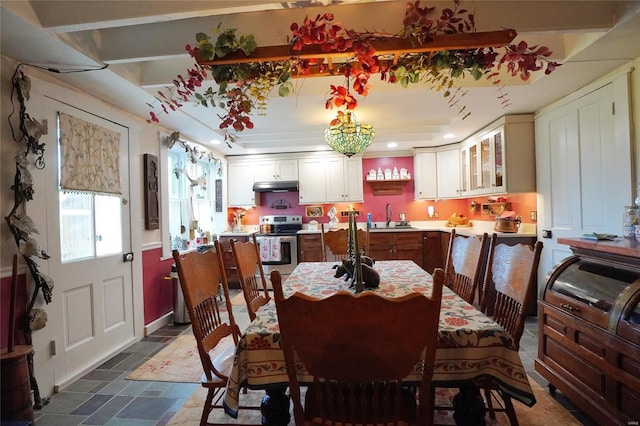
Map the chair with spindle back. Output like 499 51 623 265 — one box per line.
172 241 260 425
271 268 445 426
230 233 271 322
477 237 543 425
321 223 368 262
443 229 490 305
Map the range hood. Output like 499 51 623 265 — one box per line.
252 180 299 192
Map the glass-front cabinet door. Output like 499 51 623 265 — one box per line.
459 147 470 197
492 128 506 193
469 142 479 192
460 126 506 196
479 135 491 193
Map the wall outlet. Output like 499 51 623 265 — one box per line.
531 210 537 221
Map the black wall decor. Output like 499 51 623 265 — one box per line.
144 154 160 229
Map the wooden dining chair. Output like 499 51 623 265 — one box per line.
172 241 260 425
443 229 490 305
230 233 270 321
321 224 368 262
477 238 544 425
271 268 444 426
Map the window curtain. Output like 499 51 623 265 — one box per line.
58 112 122 196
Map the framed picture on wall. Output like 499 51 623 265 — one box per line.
305 206 324 217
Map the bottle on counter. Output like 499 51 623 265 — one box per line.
623 205 638 238
367 213 372 229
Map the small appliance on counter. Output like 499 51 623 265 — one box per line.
494 211 521 233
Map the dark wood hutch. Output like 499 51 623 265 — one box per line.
535 237 640 425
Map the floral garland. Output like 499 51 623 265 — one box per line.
148 0 560 144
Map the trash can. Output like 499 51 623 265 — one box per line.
171 264 190 324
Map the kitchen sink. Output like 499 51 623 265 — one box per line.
392 225 416 229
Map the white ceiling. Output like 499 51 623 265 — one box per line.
2 1 640 157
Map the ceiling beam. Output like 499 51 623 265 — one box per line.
196 29 517 66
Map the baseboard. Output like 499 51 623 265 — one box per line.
145 312 173 336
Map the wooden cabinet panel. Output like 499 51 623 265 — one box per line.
368 231 423 268
536 241 640 425
298 233 323 262
422 231 443 274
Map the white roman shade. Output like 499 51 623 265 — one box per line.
58 112 122 196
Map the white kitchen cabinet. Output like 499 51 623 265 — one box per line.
326 156 363 202
299 156 363 204
298 158 327 204
460 114 535 196
414 151 437 200
253 159 298 182
436 148 461 199
227 161 260 207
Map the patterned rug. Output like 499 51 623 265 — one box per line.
127 334 227 383
127 292 252 383
167 377 582 425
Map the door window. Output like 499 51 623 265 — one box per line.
59 192 122 262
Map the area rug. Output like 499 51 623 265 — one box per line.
167 376 583 425
126 334 234 383
230 291 247 306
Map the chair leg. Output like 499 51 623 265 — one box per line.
200 388 216 426
501 391 519 426
483 388 496 419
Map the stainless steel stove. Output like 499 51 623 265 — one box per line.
256 215 302 279
258 214 302 235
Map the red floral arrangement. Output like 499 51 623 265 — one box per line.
147 0 560 145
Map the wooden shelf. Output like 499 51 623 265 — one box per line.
367 179 410 195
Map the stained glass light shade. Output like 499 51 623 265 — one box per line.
324 112 375 157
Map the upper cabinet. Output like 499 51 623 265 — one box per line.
299 155 363 204
328 156 363 203
227 161 260 207
460 114 535 196
414 151 437 200
254 159 298 182
436 148 461 199
298 157 327 204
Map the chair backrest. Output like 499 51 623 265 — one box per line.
444 229 489 305
172 241 240 382
272 268 444 425
481 238 543 349
321 224 368 262
230 233 270 321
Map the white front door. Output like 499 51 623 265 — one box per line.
44 98 135 388
535 74 632 292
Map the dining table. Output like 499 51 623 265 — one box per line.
223 260 536 424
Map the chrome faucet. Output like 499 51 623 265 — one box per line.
385 203 392 228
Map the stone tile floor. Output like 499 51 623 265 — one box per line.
32 293 597 425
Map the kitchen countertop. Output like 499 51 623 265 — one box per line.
558 236 640 259
296 220 537 238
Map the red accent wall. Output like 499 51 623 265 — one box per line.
142 247 174 325
0 273 29 350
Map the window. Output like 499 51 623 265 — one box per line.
167 144 220 249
